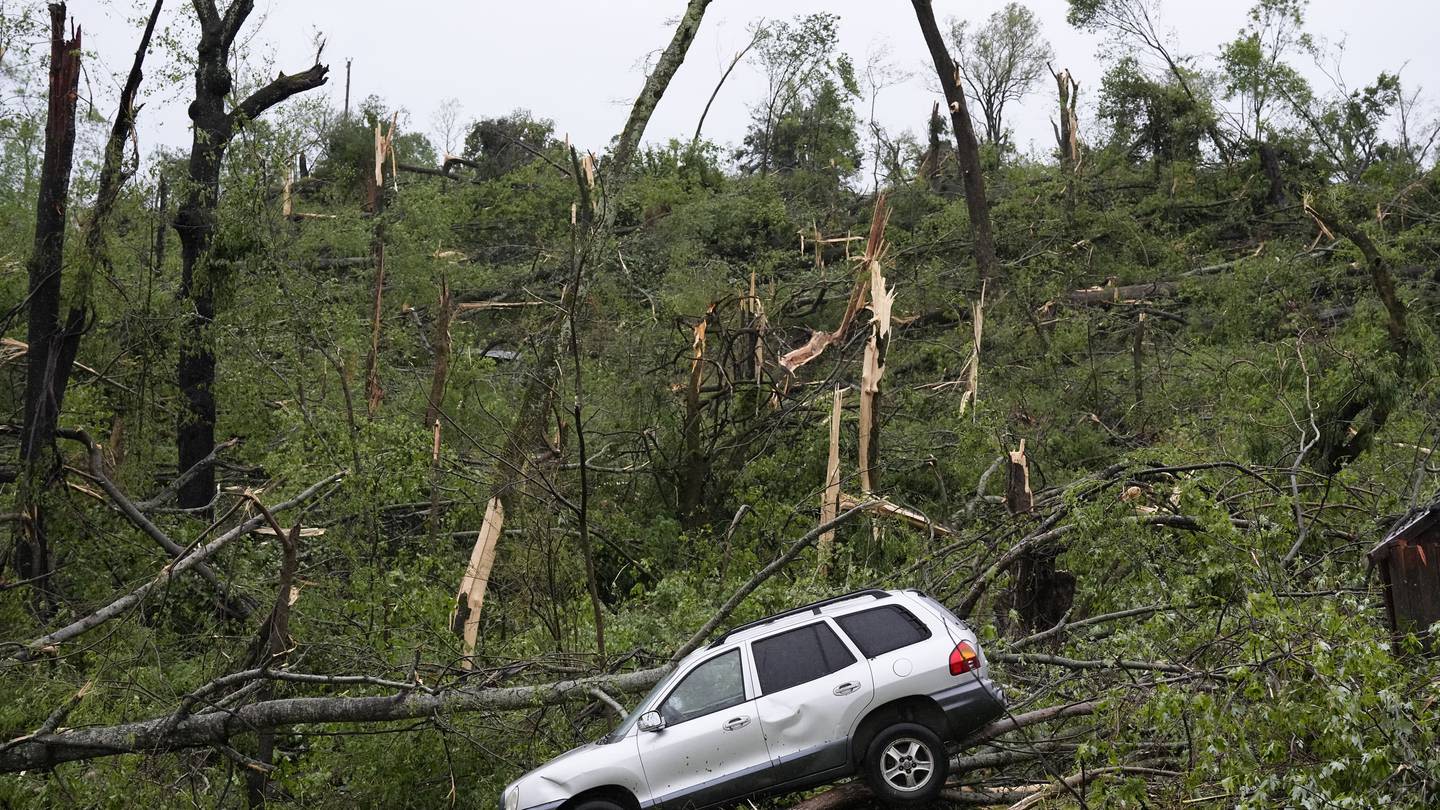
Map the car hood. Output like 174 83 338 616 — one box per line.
527 742 600 786
508 734 646 809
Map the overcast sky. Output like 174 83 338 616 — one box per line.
66 0 1440 168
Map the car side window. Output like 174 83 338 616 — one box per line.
752 622 856 695
659 649 746 725
834 605 932 658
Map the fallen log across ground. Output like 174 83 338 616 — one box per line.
0 499 876 773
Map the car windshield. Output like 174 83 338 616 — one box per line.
598 672 674 744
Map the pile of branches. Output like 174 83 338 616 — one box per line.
0 451 1401 806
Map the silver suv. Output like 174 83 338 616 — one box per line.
500 589 1006 810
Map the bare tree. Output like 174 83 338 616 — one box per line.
861 41 911 187
950 2 1054 149
174 1 328 509
692 19 766 146
15 0 166 606
911 0 999 283
15 2 81 604
431 96 463 156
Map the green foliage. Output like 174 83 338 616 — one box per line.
738 12 862 194
461 109 558 180
1099 56 1212 164
6 3 1440 805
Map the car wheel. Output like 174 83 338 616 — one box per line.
572 801 624 810
863 722 948 806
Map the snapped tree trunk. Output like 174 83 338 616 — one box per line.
910 0 998 283
16 3 81 600
174 0 328 509
1005 443 1074 633
1050 66 1080 216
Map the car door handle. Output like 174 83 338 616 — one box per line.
722 716 751 731
833 681 862 696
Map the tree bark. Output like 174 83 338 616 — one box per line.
44 0 164 450
174 0 328 509
16 3 82 602
1051 66 1080 216
1306 199 1412 471
911 0 998 283
609 0 711 180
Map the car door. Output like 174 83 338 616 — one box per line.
635 648 772 809
832 604 936 706
750 620 874 785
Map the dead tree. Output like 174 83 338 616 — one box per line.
15 3 82 600
911 0 999 283
174 0 328 509
1005 442 1074 633
1050 65 1080 215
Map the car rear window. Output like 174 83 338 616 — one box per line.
752 622 856 694
835 605 932 658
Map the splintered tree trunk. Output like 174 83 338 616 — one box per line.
911 0 998 283
1005 442 1074 634
174 1 328 509
857 196 893 494
680 306 713 522
16 3 81 601
1051 66 1081 216
818 387 844 577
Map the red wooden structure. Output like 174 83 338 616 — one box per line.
1369 506 1440 639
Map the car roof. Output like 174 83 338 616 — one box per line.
705 589 911 651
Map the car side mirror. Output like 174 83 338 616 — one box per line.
637 711 665 732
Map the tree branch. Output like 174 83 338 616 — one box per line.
229 62 330 132
5 470 345 663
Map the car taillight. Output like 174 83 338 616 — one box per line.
949 641 979 675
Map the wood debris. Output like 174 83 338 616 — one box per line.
837 493 952 537
857 193 892 493
453 496 504 669
818 387 845 576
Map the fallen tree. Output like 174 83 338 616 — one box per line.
0 499 874 772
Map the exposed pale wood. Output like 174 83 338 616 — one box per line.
779 277 869 372
452 497 504 669
858 195 893 493
1006 439 1034 514
838 493 953 537
818 387 845 576
681 305 714 520
960 282 986 420
1065 280 1178 304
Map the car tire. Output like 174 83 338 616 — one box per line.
863 722 948 806
572 801 624 810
